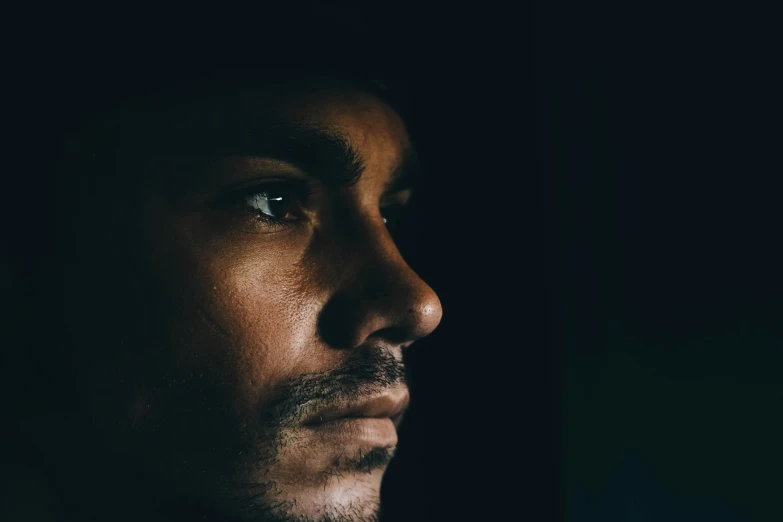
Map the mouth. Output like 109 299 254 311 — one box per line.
302 387 410 447
304 387 410 426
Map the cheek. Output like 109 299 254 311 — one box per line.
146 228 332 419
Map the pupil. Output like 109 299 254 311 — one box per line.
259 187 294 219
266 194 286 217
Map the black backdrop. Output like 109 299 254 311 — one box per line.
530 3 782 522
389 2 782 521
378 6 545 522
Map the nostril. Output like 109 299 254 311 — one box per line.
317 293 359 349
317 287 441 350
368 326 410 345
316 244 443 349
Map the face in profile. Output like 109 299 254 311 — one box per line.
49 82 442 521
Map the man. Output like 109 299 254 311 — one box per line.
1 25 443 522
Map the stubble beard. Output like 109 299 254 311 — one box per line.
121 348 406 522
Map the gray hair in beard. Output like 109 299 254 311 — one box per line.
221 348 407 521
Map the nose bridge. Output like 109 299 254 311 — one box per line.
318 217 443 349
364 226 430 305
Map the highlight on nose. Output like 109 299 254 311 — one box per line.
317 265 443 350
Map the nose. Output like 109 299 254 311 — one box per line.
317 220 443 350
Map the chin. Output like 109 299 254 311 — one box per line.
216 435 396 522
268 468 385 522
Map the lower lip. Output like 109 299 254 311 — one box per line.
305 417 398 447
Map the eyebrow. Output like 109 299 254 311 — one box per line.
153 118 419 193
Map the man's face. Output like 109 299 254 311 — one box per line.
63 84 442 521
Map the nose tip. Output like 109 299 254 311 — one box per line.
400 283 443 343
317 255 443 350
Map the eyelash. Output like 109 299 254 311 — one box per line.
217 179 408 232
216 180 315 230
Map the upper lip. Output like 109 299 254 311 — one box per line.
304 387 410 427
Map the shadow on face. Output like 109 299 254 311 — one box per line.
12 81 442 522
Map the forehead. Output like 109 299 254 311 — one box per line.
270 87 410 147
267 88 412 186
149 85 412 159
84 84 415 193
68 82 416 201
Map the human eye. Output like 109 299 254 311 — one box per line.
380 188 413 232
243 183 300 223
380 203 405 230
215 179 314 231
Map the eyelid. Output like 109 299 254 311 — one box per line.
380 187 413 206
214 176 317 204
205 176 314 231
221 172 312 193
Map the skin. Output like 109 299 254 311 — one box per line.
18 84 442 521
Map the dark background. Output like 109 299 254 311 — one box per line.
4 3 781 522
389 2 782 522
379 5 545 522
533 4 782 521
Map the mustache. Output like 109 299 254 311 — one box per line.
261 348 406 429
